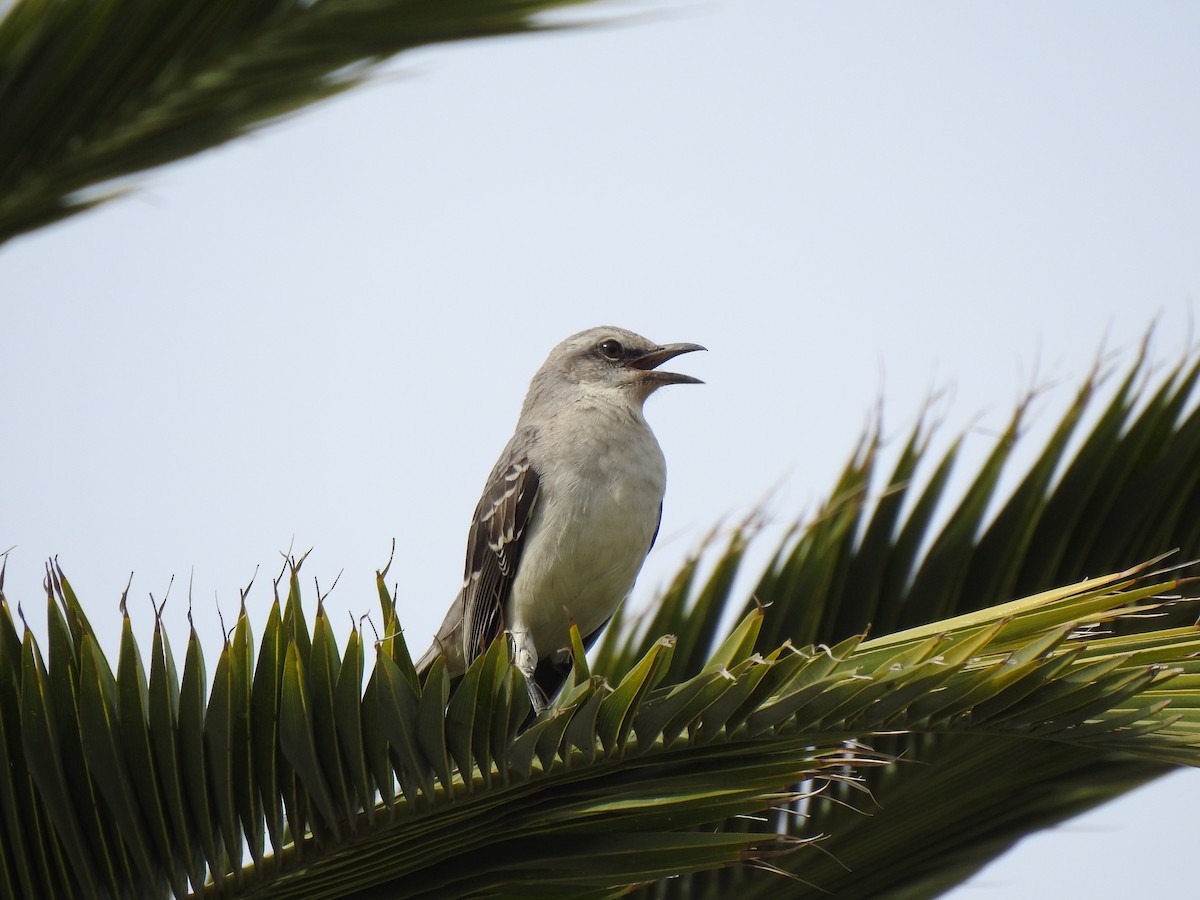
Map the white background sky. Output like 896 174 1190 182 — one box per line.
3 1 1199 895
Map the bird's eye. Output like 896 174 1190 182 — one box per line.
597 339 624 360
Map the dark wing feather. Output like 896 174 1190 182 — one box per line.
648 501 663 553
461 446 541 665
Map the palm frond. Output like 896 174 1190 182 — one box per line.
2 557 1200 894
619 345 1200 898
0 0 598 244
2 348 1199 899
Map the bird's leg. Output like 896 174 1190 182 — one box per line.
508 628 548 714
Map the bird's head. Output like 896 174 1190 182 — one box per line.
531 326 706 407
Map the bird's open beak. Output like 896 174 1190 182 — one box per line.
630 342 706 386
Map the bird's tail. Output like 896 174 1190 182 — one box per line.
414 642 438 676
415 591 467 679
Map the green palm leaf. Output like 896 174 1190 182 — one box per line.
611 346 1200 898
0 0 597 244
1 350 1199 898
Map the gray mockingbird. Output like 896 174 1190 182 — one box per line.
415 326 704 711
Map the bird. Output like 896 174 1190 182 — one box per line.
415 326 704 712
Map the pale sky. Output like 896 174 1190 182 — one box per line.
3 1 1199 895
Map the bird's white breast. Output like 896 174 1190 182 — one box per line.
508 401 667 655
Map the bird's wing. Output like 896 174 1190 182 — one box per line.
461 444 541 665
648 501 663 553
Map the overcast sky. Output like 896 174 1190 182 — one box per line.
3 1 1199 895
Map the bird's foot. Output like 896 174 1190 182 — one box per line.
509 629 548 715
525 678 549 715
